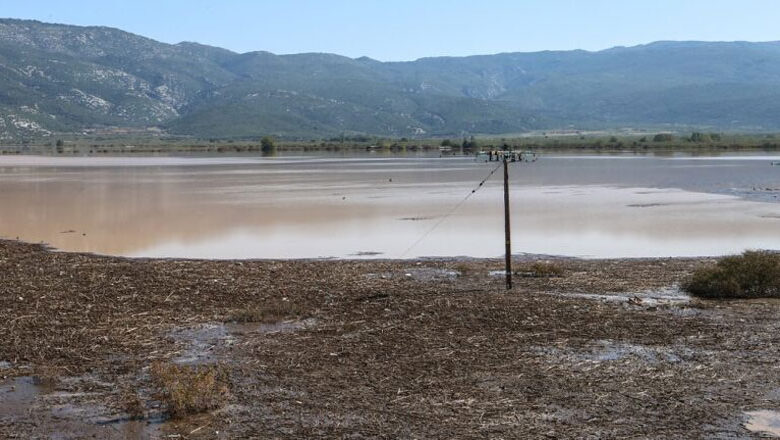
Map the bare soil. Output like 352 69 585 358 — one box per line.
1 240 779 439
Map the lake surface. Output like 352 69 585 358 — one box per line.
0 152 778 259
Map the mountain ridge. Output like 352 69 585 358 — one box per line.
2 18 780 140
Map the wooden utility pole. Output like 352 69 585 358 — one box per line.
503 154 512 290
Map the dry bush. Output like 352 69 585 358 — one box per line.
227 299 302 323
684 250 780 299
121 389 145 419
149 362 229 418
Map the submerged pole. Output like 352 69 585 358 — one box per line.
503 154 512 290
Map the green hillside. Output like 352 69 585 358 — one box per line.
2 19 780 140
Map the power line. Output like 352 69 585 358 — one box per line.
400 161 503 258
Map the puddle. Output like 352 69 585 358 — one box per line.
536 340 693 364
50 402 165 434
171 319 317 364
0 376 45 418
765 388 780 401
0 376 162 438
558 287 690 307
583 341 687 363
744 410 780 437
366 268 460 281
402 268 460 281
170 323 235 365
102 420 164 439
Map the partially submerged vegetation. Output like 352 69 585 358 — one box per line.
684 250 780 299
149 362 230 418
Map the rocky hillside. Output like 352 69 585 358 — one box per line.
2 19 780 140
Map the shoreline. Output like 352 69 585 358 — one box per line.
1 240 779 438
0 236 736 263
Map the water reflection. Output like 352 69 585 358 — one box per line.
0 153 777 259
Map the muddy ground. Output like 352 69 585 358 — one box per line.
1 240 779 439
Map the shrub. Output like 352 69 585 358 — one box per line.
653 133 674 142
150 362 229 418
260 136 276 153
684 251 780 298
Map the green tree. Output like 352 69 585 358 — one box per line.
461 136 478 149
260 136 276 153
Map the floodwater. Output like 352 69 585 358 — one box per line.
0 152 777 259
744 410 780 437
0 375 161 439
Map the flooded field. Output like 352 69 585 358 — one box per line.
0 152 777 259
2 240 780 438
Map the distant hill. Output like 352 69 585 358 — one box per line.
2 18 780 140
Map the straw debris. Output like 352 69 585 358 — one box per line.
1 240 780 438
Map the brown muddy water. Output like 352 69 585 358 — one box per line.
0 152 778 259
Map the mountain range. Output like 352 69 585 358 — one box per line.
2 18 780 140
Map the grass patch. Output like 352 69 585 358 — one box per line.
684 250 780 299
149 362 230 418
226 299 303 323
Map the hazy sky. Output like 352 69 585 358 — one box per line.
4 0 780 60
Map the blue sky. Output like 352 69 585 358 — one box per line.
4 0 780 60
